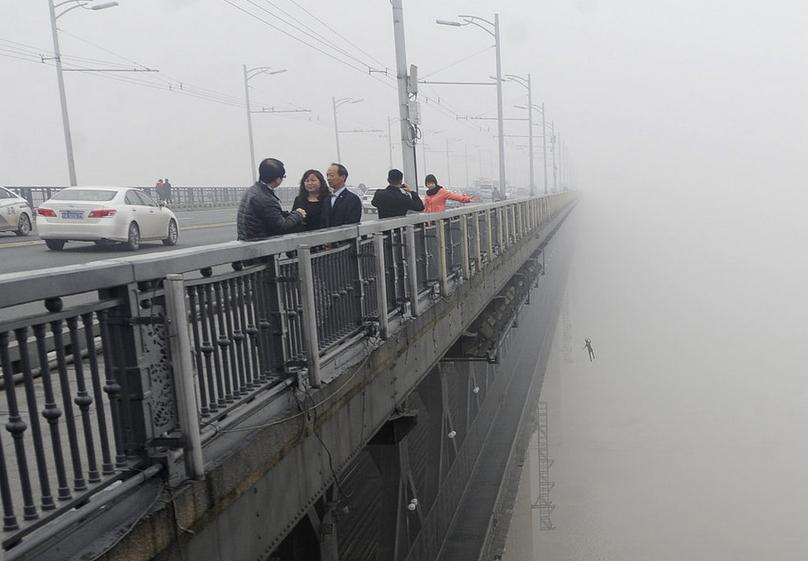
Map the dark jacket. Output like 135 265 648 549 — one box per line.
292 195 328 231
371 185 424 219
324 188 362 227
237 182 303 240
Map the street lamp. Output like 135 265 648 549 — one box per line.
437 13 506 198
332 97 364 162
515 102 547 195
505 74 535 196
48 0 119 186
243 66 287 183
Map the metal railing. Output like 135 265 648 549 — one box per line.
0 191 573 555
7 186 250 210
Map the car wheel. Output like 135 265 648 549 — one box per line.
162 219 178 246
123 222 140 251
45 239 66 251
15 213 32 236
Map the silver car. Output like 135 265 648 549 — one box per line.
0 186 33 236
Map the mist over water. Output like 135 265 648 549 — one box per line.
521 183 808 560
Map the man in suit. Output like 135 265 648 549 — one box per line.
371 169 424 219
237 158 307 240
325 163 362 227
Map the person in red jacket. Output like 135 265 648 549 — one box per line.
423 174 474 213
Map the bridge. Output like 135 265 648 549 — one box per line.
0 192 575 561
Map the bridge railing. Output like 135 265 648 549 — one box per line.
0 192 574 555
7 186 248 210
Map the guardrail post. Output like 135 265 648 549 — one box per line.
297 246 322 388
460 215 470 280
436 219 450 295
164 274 205 480
404 225 419 317
473 212 482 273
373 233 390 339
497 208 505 252
486 209 494 260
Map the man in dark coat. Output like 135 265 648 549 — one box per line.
237 158 307 240
371 169 424 219
324 163 362 227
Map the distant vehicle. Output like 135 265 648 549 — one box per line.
0 186 33 236
36 186 179 251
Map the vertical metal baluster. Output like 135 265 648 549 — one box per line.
82 313 113 475
436 220 449 296
333 251 344 339
1 332 29 524
405 225 419 317
243 273 262 384
219 282 240 398
98 310 128 468
187 289 210 416
234 276 253 389
33 323 71 501
297 246 321 387
14 327 53 511
211 283 234 402
66 317 99 484
254 269 273 380
226 279 246 396
373 233 390 339
460 216 470 280
205 283 232 406
52 319 86 492
199 286 223 409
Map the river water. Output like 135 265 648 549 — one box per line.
503 185 808 561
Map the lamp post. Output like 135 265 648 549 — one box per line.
332 97 364 162
48 0 119 186
506 74 536 196
243 66 287 183
437 13 506 198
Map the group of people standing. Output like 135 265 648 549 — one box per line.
236 158 474 241
154 178 173 204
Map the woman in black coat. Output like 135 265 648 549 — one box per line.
292 169 330 231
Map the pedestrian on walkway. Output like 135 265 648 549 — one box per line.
237 158 307 240
423 174 473 213
372 169 424 219
292 169 330 231
163 178 173 205
584 338 595 362
324 163 362 227
155 179 166 203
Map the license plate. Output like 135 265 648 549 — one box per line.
61 211 84 220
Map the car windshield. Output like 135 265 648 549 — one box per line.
50 189 117 202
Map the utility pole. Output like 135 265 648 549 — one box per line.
48 0 76 186
551 121 558 192
332 96 341 162
387 116 394 169
541 104 548 194
243 65 257 183
493 13 507 198
506 73 535 195
391 0 418 188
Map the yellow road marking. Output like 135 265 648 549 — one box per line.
0 221 236 250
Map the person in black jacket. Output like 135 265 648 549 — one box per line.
371 169 424 219
292 169 329 231
237 158 307 240
324 163 362 227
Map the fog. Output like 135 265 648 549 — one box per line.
5 0 808 558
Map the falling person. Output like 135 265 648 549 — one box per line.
584 338 595 362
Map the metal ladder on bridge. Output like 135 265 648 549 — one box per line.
532 401 556 530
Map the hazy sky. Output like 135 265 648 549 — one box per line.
2 0 807 191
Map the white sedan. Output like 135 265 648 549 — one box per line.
0 186 34 236
36 186 179 251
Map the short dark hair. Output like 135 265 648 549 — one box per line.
387 169 403 185
424 174 437 186
258 158 285 183
298 169 329 200
330 163 348 179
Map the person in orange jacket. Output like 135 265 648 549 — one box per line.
423 174 474 213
